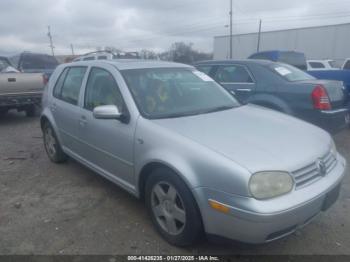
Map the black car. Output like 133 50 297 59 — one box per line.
194 59 349 133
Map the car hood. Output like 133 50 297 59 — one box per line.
152 105 331 173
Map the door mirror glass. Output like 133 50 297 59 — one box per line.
93 105 122 120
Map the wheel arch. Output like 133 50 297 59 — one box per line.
40 110 63 145
138 160 205 237
138 161 194 200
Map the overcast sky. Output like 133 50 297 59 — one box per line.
0 0 350 56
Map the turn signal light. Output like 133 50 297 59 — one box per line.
208 200 230 214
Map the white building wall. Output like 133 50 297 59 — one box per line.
214 23 350 64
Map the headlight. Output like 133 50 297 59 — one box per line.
249 171 294 200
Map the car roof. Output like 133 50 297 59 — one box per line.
194 59 274 66
66 59 193 70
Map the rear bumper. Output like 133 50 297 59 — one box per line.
308 108 349 134
193 154 347 244
0 92 42 108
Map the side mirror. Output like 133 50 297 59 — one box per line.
93 105 122 120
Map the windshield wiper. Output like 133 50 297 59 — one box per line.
153 105 235 119
198 105 235 114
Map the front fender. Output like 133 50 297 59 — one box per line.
134 119 252 198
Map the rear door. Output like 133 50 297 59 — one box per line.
51 66 88 153
213 64 256 104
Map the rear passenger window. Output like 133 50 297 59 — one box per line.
215 65 253 83
98 56 107 60
59 67 87 105
196 66 212 75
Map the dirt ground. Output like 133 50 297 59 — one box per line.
0 111 349 255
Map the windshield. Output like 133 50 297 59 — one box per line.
0 57 11 72
121 68 240 119
271 63 315 82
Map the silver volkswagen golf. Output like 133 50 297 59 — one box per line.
41 60 347 246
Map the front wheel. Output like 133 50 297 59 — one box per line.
43 122 68 163
145 168 203 246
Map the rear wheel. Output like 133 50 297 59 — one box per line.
43 122 68 163
145 168 203 246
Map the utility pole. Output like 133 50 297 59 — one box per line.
47 26 55 57
229 0 233 59
70 44 75 56
257 19 262 52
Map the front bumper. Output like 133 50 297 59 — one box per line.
193 154 347 244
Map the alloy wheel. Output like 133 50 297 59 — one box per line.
151 182 186 235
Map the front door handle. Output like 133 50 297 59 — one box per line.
8 78 16 82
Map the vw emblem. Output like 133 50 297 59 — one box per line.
316 159 327 177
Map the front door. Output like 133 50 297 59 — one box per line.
77 66 135 187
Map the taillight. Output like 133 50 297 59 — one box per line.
43 74 49 85
311 85 331 110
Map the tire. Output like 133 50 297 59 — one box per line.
25 105 36 117
145 168 203 246
43 121 68 163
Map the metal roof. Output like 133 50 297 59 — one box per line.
69 59 193 70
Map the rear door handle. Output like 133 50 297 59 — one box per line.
8 78 16 82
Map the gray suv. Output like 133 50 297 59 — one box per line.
41 60 347 246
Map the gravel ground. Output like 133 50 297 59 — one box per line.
0 111 349 255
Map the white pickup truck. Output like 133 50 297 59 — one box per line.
0 56 45 117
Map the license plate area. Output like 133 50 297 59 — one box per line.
322 184 341 211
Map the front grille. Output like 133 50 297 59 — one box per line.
292 150 337 189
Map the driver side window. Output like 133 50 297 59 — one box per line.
84 67 124 112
